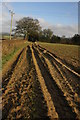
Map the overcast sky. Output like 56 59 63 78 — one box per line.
1 2 78 37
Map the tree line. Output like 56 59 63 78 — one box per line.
13 17 80 45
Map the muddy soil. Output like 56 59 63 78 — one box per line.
2 44 80 120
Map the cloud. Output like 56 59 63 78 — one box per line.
38 18 78 37
1 3 78 37
38 18 50 29
2 12 25 33
50 24 78 37
1 2 17 33
0 2 2 33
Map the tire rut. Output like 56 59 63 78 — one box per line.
37 45 80 95
2 46 48 120
36 45 80 119
32 45 77 119
31 45 58 119
2 48 26 119
38 45 80 78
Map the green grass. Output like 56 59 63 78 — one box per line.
2 41 30 68
2 35 10 39
2 47 19 66
0 35 2 39
0 59 2 71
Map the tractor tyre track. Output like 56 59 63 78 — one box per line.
35 45 80 119
31 46 58 119
2 48 26 119
38 45 80 78
32 45 77 119
37 45 80 95
2 46 48 120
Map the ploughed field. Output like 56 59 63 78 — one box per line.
2 40 80 119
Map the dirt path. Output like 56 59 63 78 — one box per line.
31 46 58 119
36 44 80 119
37 45 80 96
2 44 80 119
2 46 48 120
32 45 77 119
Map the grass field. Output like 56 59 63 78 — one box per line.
2 40 29 67
2 40 80 119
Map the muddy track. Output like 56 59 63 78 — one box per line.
36 44 80 119
2 46 48 120
32 45 77 119
31 46 58 119
2 48 26 119
37 45 80 94
38 45 80 76
2 48 25 93
2 43 80 119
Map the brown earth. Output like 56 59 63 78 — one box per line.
2 43 80 120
